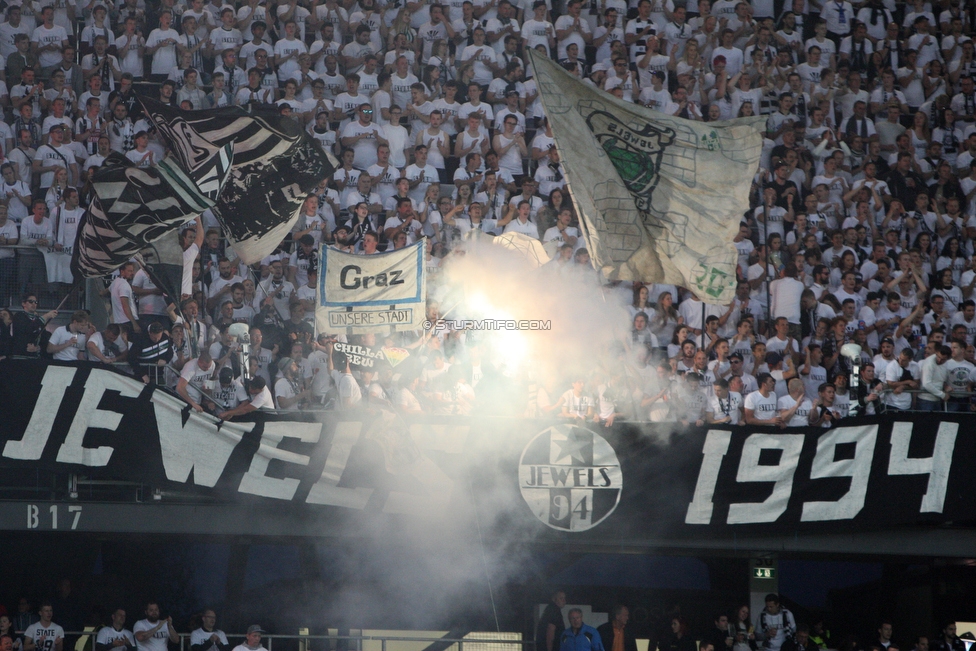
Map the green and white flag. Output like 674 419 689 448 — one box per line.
529 51 765 304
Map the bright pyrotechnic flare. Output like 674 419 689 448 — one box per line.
435 238 631 386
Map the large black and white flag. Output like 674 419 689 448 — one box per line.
140 99 337 265
72 147 233 278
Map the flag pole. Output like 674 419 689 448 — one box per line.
52 283 78 313
763 193 771 338
34 279 81 353
701 300 706 350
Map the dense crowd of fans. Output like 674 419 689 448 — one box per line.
6 589 971 651
0 0 973 420
0 593 268 651
537 592 970 651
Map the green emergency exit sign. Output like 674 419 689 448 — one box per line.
753 567 776 579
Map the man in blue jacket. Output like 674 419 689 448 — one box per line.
560 609 605 651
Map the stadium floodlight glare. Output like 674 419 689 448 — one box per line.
841 344 862 417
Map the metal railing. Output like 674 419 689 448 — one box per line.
23 354 976 420
867 386 976 413
0 243 85 312
56 630 529 651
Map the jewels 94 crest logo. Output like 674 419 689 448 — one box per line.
518 424 622 532
584 109 675 214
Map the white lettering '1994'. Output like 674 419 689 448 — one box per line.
684 423 957 525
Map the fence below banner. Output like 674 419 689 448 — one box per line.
52 630 529 651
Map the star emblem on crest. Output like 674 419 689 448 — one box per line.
551 428 591 465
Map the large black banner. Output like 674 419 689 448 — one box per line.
0 360 971 539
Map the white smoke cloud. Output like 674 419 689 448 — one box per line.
431 239 633 389
268 242 640 631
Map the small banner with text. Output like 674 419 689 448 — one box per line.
317 239 426 335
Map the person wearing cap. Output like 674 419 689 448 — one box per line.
204 366 248 414
130 320 176 383
218 374 274 418
329 223 353 252
32 120 78 190
871 336 896 378
583 61 610 88
123 129 154 167
728 351 758 395
638 70 670 111
230 627 268 651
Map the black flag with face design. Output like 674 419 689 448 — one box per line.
139 98 337 266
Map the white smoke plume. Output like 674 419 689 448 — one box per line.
430 238 633 391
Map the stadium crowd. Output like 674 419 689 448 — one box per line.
3 590 970 651
537 592 970 651
0 0 974 420
0 596 270 651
